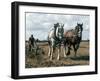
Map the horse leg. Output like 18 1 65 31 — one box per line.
73 44 78 57
75 44 80 56
76 43 79 49
67 44 71 55
50 46 54 60
48 46 51 57
63 44 67 57
57 46 60 60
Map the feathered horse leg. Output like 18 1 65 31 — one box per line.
63 41 67 58
57 45 60 60
48 45 51 57
50 46 54 60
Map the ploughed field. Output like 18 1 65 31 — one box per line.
25 41 89 68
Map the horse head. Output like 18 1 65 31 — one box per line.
76 23 83 32
56 23 64 40
75 23 83 38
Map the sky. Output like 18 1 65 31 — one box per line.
25 12 90 40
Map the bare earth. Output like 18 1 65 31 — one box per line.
25 41 89 68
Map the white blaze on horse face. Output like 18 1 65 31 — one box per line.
56 23 60 36
56 24 64 39
56 27 58 37
78 27 82 37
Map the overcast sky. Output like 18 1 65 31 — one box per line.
25 12 90 40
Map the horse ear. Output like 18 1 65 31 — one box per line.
77 23 78 25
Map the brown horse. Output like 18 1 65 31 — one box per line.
63 23 83 57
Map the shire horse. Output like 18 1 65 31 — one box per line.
48 23 65 60
63 23 83 57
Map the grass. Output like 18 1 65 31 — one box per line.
25 41 89 68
